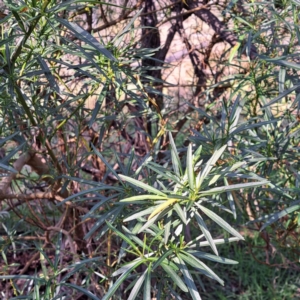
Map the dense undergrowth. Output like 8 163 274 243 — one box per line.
0 0 300 299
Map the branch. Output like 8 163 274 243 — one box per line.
186 0 237 47
93 0 144 33
1 191 89 214
156 3 211 28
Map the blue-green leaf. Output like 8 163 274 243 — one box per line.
56 17 117 61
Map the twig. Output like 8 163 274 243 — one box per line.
18 242 48 275
47 226 77 255
156 4 211 28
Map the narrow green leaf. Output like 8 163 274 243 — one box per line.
113 8 143 47
187 250 238 265
127 269 147 300
122 226 152 252
178 252 224 285
57 186 121 206
37 56 60 93
202 237 240 247
208 161 245 186
174 203 187 225
148 198 178 220
196 145 227 190
123 206 157 222
56 17 116 61
0 132 19 146
194 145 203 162
169 132 182 176
153 249 173 270
260 204 300 232
263 58 300 70
229 94 244 134
262 85 300 107
164 209 172 244
112 258 143 277
91 144 121 182
138 209 170 233
224 177 237 219
230 119 278 136
0 275 44 281
147 161 182 185
119 174 167 197
0 142 25 166
106 221 141 255
62 283 99 300
53 231 62 269
89 83 108 127
199 180 269 196
278 67 286 93
196 204 244 240
125 148 135 175
195 211 218 256
120 194 167 202
103 260 145 300
48 0 124 13
186 144 195 190
0 163 17 174
229 41 241 63
175 256 202 300
143 267 151 300
161 262 188 292
84 207 122 240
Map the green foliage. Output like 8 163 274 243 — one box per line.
0 0 300 299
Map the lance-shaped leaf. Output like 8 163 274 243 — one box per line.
224 177 237 219
122 226 152 252
174 203 187 225
187 250 238 264
138 209 170 233
257 203 300 232
120 194 168 203
164 209 173 244
56 17 117 61
195 211 218 256
160 262 188 293
84 207 122 240
199 180 269 197
148 198 178 220
152 249 174 270
106 222 142 256
187 237 240 248
61 283 99 300
196 145 227 190
175 256 202 300
208 161 245 186
113 8 143 48
112 258 144 277
123 206 157 222
119 174 167 197
127 268 147 300
178 251 224 286
143 267 151 300
186 143 195 190
196 204 244 240
102 259 145 300
37 56 60 93
169 132 182 176
0 163 17 174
